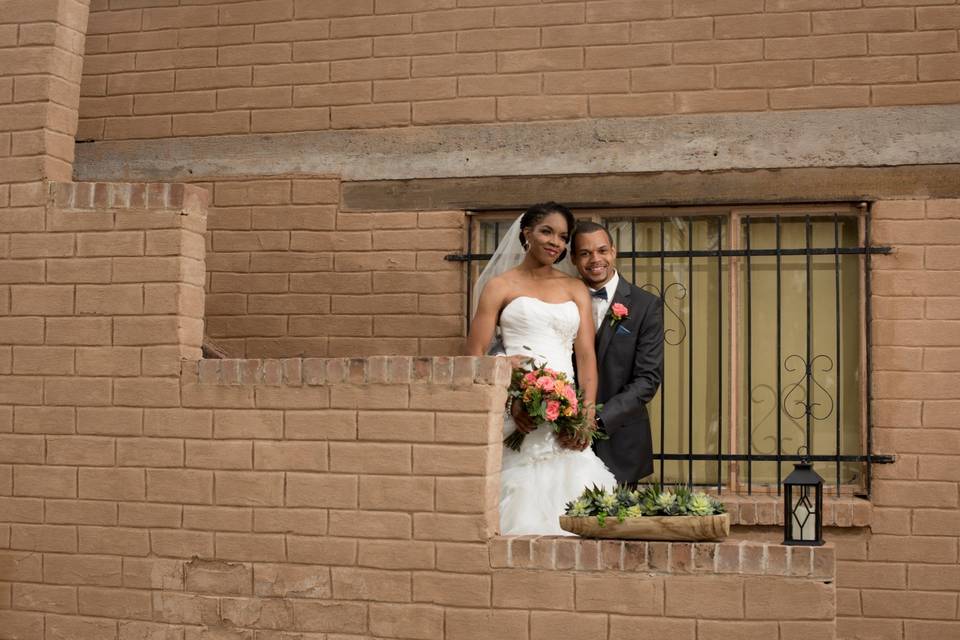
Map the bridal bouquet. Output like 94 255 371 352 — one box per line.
503 363 603 452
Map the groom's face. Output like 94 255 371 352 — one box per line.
573 230 617 288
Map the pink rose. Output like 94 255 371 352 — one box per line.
545 400 561 422
523 371 538 385
611 303 628 319
562 385 577 406
535 376 555 393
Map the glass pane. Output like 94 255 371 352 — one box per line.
739 216 862 492
606 216 730 488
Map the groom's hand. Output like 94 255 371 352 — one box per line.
557 430 591 451
510 398 536 433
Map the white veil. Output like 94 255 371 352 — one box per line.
470 214 579 351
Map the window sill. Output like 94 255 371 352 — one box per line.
721 495 871 527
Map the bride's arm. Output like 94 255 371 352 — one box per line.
464 278 505 356
571 283 598 420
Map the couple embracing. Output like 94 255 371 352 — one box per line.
466 202 664 536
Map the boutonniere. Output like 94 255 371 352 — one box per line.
607 302 629 327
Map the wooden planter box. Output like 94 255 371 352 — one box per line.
559 513 730 541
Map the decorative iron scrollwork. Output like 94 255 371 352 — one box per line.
640 282 687 346
782 354 835 421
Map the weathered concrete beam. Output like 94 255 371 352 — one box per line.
340 165 960 212
74 105 960 183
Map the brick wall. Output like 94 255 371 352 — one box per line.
846 198 960 640
198 176 465 359
77 0 960 140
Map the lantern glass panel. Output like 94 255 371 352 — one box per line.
792 487 817 542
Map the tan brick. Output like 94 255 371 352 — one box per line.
10 284 73 314
147 469 213 504
0 612 43 640
0 551 47 583
77 468 144 501
718 60 812 88
576 573 664 614
368 603 442 640
609 616 694 640
285 472 358 508
216 532 285 562
184 558 252 595
862 589 956 620
44 554 122 587
498 47 582 73
250 440 325 470
182 506 251 533
329 566 409 602
412 97 495 124
47 436 114 466
497 95 587 120
213 471 283 506
328 509 411 539
79 587 151 620
458 73 540 97
677 89 767 113
11 523 77 552
291 600 367 633
14 406 75 434
359 474 434 511
293 38 374 62
253 507 325 535
286 535 357 565
151 591 218 625
79 526 150 556
414 571 490 607
12 583 76 614
46 499 117 528
767 34 867 60
445 609 527 640
151 529 214 559
666 577 744 618
355 539 434 571
585 43 671 70
770 86 870 110
816 56 916 84
14 465 76 498
814 7 914 34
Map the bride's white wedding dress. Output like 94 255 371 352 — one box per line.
498 296 617 536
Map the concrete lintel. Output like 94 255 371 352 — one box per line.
340 165 960 212
74 105 960 183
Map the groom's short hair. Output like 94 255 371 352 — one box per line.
571 221 614 254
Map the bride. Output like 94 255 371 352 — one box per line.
465 202 616 535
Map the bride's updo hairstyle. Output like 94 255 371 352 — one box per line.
519 202 575 263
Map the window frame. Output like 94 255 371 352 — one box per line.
462 203 891 497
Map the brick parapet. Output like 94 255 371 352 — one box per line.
490 537 835 579
186 355 512 388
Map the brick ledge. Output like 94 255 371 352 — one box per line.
721 495 871 528
490 537 835 579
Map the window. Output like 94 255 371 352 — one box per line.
461 204 889 496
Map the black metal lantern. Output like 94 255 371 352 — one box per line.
783 451 824 546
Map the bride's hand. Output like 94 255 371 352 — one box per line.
506 354 533 369
510 398 536 434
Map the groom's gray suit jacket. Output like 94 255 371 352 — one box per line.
592 276 664 485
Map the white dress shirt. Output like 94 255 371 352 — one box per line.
589 271 619 333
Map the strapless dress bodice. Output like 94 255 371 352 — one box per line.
499 296 579 378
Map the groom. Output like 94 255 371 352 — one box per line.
565 221 664 485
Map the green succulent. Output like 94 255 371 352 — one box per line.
565 498 592 517
625 504 643 518
655 491 677 511
689 493 713 516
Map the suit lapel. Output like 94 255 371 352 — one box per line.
596 277 632 364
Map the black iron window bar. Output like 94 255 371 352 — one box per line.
447 213 895 497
